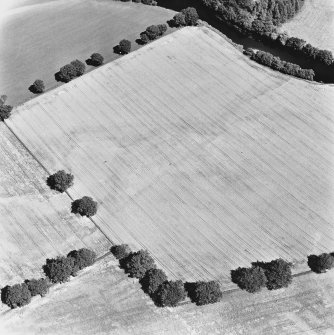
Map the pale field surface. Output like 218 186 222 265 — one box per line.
0 121 110 286
0 0 175 105
1 253 334 335
8 26 334 287
280 0 334 53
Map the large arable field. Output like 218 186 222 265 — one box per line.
7 26 334 288
0 0 175 105
1 253 334 334
0 120 110 286
280 0 334 53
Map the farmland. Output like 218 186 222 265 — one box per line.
0 0 175 105
1 253 334 334
7 26 334 287
0 121 110 286
280 0 334 53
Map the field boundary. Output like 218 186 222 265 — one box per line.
3 121 115 247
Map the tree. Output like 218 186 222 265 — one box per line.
115 39 131 55
71 196 98 217
308 253 334 273
231 266 267 293
285 37 306 51
0 95 7 106
121 250 156 279
140 268 168 295
43 256 76 283
25 278 50 297
145 25 160 40
181 7 199 26
29 79 45 94
70 59 86 76
0 105 13 121
172 13 186 27
255 259 292 290
142 0 157 5
47 170 74 192
88 53 104 66
154 280 186 307
110 244 132 260
139 32 150 44
1 284 31 309
56 64 77 82
315 49 334 66
67 248 97 270
187 281 222 305
157 24 168 36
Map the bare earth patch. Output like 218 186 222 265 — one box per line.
7 27 334 288
280 0 334 53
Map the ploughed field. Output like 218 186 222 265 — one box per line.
0 122 110 286
1 253 334 334
7 26 334 287
0 0 175 105
280 0 334 53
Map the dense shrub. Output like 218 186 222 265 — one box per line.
140 268 168 295
67 248 97 270
87 53 104 66
43 256 76 283
121 250 156 279
29 79 45 94
115 39 132 55
71 196 98 217
70 59 86 76
255 259 292 290
47 170 74 192
231 266 267 293
110 244 132 260
154 280 186 307
181 7 199 26
1 284 31 309
25 278 50 297
308 253 334 273
56 64 77 83
0 105 13 121
186 281 222 305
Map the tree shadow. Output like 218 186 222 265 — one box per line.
135 38 146 45
85 58 94 66
113 45 122 54
184 282 197 303
1 285 9 304
54 71 68 83
28 85 39 94
307 254 322 273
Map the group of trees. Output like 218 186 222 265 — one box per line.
280 37 334 66
111 245 223 307
1 248 96 309
47 170 98 217
55 59 86 83
139 24 168 44
171 7 199 27
0 95 13 121
119 0 157 5
245 49 315 81
308 252 334 273
201 0 305 35
231 259 293 293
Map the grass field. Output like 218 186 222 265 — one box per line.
1 253 333 334
0 121 110 286
280 0 334 53
7 26 334 287
0 0 175 105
